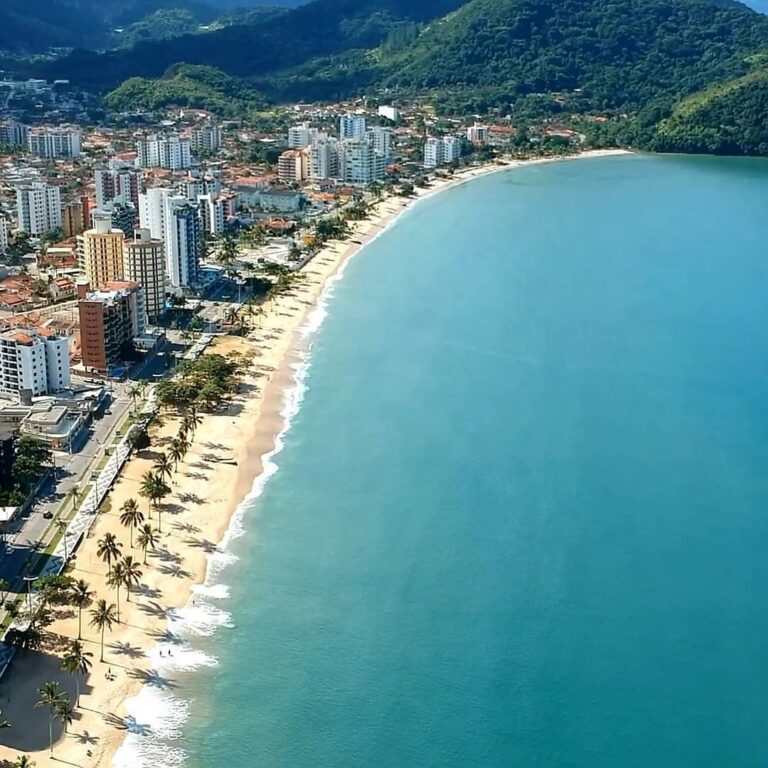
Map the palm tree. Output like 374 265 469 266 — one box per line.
96 532 122 571
61 639 92 707
69 579 92 640
136 524 158 565
120 556 143 602
182 408 203 437
139 470 161 517
153 476 171 533
56 519 70 561
54 699 74 734
0 577 9 605
107 562 126 621
35 681 64 754
154 452 173 483
66 486 82 515
168 438 186 470
89 600 118 662
119 498 144 548
14 754 35 768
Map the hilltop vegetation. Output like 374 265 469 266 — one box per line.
103 64 267 114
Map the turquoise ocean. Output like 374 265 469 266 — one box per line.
117 154 768 768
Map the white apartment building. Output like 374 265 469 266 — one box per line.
16 182 62 235
366 127 393 160
0 329 70 398
0 217 9 254
377 105 400 123
442 136 462 164
123 229 166 322
190 124 223 153
136 134 192 170
309 139 340 181
27 125 82 158
185 176 221 200
424 137 462 169
139 187 173 241
339 114 367 139
197 194 227 236
164 197 201 288
339 137 385 185
288 122 317 148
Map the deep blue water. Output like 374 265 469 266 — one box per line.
177 155 768 767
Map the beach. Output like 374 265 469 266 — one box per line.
0 148 629 768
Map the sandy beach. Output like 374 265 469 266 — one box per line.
0 148 629 768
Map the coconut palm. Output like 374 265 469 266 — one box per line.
168 438 186 470
139 470 162 517
182 408 203 437
69 579 93 640
55 519 70 561
35 681 64 754
96 532 122 571
137 524 158 565
154 452 173 483
107 562 126 621
119 498 144 548
121 556 143 602
61 639 92 707
65 486 82 515
54 699 74 734
153 476 171 533
14 753 35 767
89 599 117 662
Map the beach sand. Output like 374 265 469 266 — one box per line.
0 149 629 768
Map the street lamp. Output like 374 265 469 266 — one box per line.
23 575 36 615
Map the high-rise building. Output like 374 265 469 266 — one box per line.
197 194 228 237
61 201 84 239
366 127 393 160
0 329 70 397
136 134 192 170
339 114 367 139
123 229 166 322
0 120 28 147
309 139 340 181
94 166 142 209
288 122 319 148
442 136 462 164
277 149 309 183
339 137 385 184
77 212 126 289
93 202 137 236
78 282 145 374
138 188 173 241
185 175 221 201
27 126 82 158
164 198 201 288
0 216 9 254
16 183 62 235
190 124 223 153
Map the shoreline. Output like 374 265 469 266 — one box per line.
0 147 631 768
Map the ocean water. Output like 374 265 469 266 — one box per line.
117 154 768 768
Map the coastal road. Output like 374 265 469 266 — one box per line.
0 386 133 587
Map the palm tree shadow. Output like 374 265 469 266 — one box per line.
103 712 152 735
128 668 176 691
138 601 168 619
158 563 192 579
70 729 100 745
108 640 146 659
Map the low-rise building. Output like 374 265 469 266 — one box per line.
259 189 305 214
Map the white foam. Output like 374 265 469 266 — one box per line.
168 602 234 638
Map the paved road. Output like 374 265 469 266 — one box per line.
0 386 133 587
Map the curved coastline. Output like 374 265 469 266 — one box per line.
0 148 630 768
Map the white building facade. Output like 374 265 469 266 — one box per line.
339 114 367 139
27 126 82 158
0 330 70 398
16 183 62 235
164 198 201 288
136 134 192 170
